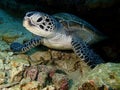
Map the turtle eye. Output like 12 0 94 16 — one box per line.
37 17 43 22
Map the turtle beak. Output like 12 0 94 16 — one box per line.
23 17 35 27
23 18 28 28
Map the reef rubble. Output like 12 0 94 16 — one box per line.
0 51 119 90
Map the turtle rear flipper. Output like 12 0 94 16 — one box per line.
71 36 104 68
10 36 42 53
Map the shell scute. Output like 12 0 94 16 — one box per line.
53 13 106 44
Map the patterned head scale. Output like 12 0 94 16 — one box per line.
23 11 57 37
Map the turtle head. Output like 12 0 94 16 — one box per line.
23 11 59 38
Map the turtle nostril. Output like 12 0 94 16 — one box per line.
27 19 35 26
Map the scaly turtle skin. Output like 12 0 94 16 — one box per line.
10 11 105 67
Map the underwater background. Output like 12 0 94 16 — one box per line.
0 0 120 90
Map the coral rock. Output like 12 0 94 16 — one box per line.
42 85 56 90
20 81 40 90
0 40 9 51
30 51 51 64
52 73 69 90
37 71 48 86
0 71 5 84
79 63 120 89
24 66 38 81
9 59 30 83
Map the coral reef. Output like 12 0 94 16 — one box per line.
0 50 119 90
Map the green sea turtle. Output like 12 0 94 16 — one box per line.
10 11 105 67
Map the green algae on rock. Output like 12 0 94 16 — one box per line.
9 59 30 83
2 30 23 43
0 40 9 51
0 71 5 84
30 51 51 65
79 63 120 89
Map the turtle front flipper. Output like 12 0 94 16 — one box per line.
71 37 104 68
10 36 42 53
